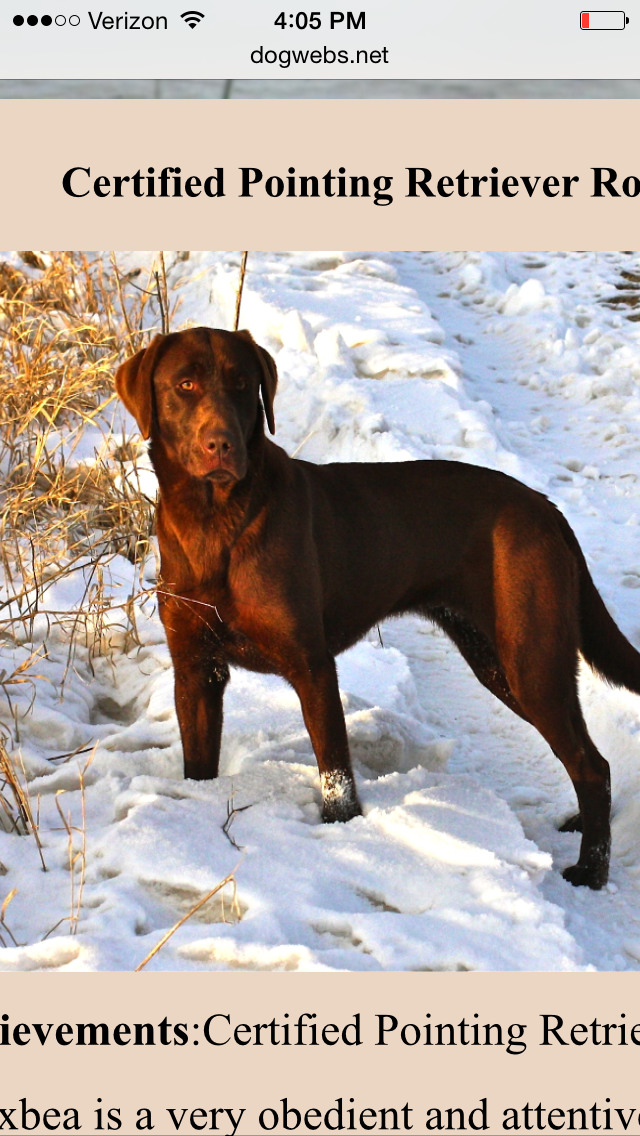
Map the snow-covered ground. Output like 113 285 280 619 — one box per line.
2 249 640 972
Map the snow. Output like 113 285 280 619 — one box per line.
2 249 640 971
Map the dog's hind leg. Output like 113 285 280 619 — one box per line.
558 812 582 833
434 618 591 834
493 527 611 888
513 687 610 888
430 608 531 723
428 611 598 855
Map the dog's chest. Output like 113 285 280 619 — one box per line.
219 629 279 674
159 513 290 675
163 569 283 676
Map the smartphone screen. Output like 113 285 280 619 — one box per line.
0 12 639 1136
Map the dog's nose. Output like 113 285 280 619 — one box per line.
202 431 234 457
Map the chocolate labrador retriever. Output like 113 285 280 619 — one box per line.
116 326 640 889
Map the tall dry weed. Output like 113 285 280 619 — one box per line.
0 251 175 726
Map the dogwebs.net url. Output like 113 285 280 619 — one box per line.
249 46 390 67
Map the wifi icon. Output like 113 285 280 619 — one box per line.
181 9 205 28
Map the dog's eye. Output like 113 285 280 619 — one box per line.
178 380 195 391
237 378 246 391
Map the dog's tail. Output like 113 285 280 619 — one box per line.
556 508 640 694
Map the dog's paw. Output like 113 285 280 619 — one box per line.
558 812 582 833
562 862 608 890
322 800 362 824
321 771 361 824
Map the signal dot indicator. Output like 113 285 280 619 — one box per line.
41 13 52 23
27 13 37 23
13 13 24 23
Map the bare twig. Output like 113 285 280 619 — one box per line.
290 426 318 459
155 252 171 335
222 792 253 851
233 252 248 331
48 743 96 764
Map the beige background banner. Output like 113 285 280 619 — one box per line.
2 96 640 1133
1 99 639 249
2 972 640 1133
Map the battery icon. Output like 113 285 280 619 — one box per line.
580 10 628 27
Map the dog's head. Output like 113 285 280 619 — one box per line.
115 327 277 483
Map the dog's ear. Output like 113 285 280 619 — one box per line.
115 334 167 440
237 330 278 435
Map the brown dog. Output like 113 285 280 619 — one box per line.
116 326 640 890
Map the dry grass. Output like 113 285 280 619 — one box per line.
0 251 179 909
0 735 46 869
44 752 94 940
0 888 19 948
135 866 241 972
0 252 175 678
0 252 252 958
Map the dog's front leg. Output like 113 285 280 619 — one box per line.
289 653 361 823
172 657 229 781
